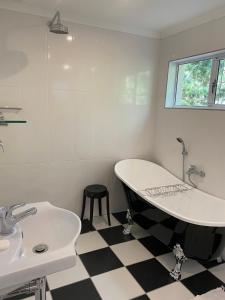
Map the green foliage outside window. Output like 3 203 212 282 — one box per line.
176 58 225 106
176 60 212 106
216 60 225 105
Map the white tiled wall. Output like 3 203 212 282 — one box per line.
153 15 225 200
0 9 159 213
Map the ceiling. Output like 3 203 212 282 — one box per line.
1 0 225 38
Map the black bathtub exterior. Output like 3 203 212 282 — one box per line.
122 182 225 261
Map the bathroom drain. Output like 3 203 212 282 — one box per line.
33 244 48 254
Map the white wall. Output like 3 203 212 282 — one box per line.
154 16 225 199
0 9 159 213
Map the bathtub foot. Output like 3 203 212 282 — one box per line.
170 244 187 281
123 209 133 235
217 256 223 263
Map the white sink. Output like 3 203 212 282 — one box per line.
0 202 81 296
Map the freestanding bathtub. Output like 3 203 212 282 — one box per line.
115 159 225 280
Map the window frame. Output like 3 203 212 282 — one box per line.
165 49 225 110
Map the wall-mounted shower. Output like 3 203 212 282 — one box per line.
47 11 69 34
176 137 188 182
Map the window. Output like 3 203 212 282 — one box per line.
165 50 225 109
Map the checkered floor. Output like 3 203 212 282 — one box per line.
8 212 225 300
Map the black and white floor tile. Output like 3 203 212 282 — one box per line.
8 213 225 300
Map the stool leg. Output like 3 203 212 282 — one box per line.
98 198 102 216
106 192 111 226
90 197 94 226
81 191 86 221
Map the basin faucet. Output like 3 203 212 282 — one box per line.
0 203 37 235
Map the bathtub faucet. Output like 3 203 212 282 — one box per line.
186 165 205 188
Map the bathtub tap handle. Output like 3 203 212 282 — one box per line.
186 165 205 177
186 165 205 188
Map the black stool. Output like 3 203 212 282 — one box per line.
81 184 111 226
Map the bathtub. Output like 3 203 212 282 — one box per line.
115 159 225 264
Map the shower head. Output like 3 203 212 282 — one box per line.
176 137 188 155
177 137 184 144
48 11 69 34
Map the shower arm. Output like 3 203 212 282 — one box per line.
48 11 60 26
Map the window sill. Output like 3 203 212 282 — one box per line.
164 105 225 111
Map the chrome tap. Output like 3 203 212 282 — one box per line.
186 165 205 188
0 203 37 235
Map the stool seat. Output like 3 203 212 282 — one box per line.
85 184 107 198
81 184 111 227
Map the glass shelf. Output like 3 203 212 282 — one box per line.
0 120 27 125
0 107 22 114
0 107 26 126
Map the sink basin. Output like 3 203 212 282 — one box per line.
0 202 81 296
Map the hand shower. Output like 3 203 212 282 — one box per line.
176 137 188 156
176 137 188 182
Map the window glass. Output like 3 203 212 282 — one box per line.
215 59 225 105
175 59 212 106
